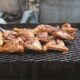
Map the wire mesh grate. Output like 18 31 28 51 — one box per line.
0 24 79 62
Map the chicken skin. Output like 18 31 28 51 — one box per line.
35 32 53 43
33 24 58 34
62 23 77 34
13 28 42 51
43 39 69 53
0 38 24 53
52 30 75 40
0 31 3 46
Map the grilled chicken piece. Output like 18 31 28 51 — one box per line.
43 39 68 53
62 23 77 33
33 24 58 34
51 23 77 40
0 31 3 46
13 28 34 37
0 28 24 53
52 30 74 40
0 38 24 53
24 38 42 51
61 23 77 40
33 24 76 41
35 32 53 43
2 30 17 40
13 28 42 51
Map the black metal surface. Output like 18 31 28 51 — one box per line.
0 23 80 62
1 61 80 80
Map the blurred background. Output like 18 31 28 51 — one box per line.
0 0 80 24
0 0 39 24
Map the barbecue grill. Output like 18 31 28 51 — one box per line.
0 23 80 80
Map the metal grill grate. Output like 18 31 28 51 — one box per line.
0 24 80 62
